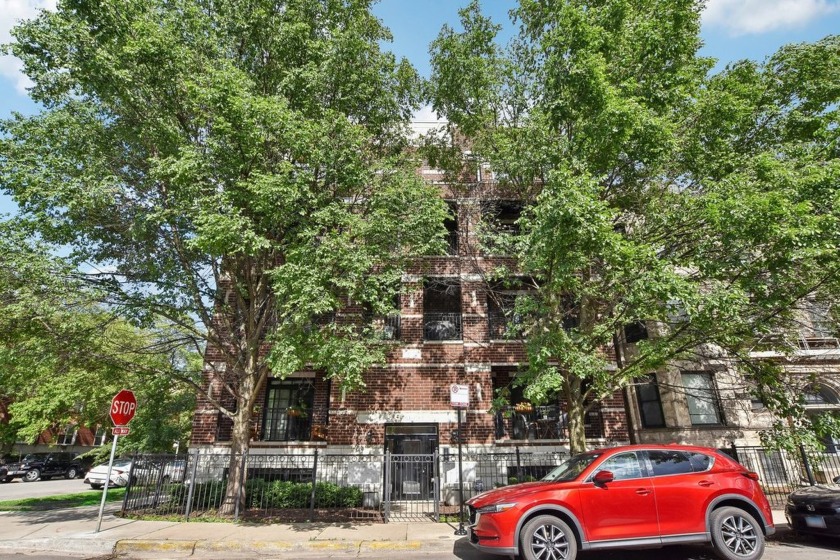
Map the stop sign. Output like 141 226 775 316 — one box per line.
110 389 137 426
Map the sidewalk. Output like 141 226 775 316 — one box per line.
0 504 463 558
0 505 789 559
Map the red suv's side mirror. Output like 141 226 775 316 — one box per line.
593 470 614 485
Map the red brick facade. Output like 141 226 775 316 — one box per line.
191 175 632 452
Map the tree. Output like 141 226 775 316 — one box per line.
1 0 447 511
0 220 198 458
426 0 840 452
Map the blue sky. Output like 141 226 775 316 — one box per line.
2 0 840 214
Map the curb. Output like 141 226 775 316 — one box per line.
113 538 451 557
0 537 116 555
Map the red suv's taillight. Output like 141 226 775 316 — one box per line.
741 471 760 481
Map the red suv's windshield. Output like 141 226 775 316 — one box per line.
542 452 603 482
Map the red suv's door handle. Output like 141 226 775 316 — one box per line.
698 480 715 487
636 488 652 495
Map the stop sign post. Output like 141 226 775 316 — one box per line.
97 389 137 533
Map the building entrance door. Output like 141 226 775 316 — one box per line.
384 424 438 502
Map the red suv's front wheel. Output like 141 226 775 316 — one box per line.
520 515 578 560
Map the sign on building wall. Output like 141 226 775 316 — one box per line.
450 384 469 408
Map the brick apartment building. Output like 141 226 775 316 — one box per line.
190 160 840 474
190 162 631 462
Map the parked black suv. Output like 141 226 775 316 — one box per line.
0 452 83 482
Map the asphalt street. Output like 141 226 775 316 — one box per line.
0 478 91 501
1 534 838 560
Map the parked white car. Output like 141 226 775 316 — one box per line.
84 459 133 489
133 459 186 484
164 459 186 483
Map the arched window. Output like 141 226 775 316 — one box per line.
803 385 840 406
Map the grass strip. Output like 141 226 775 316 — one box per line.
0 487 126 511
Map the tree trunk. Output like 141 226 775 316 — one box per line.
220 398 253 516
563 375 588 454
567 396 587 454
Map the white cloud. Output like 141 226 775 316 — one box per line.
703 0 840 35
0 0 56 94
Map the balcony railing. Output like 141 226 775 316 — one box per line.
493 404 604 441
752 332 840 352
424 312 463 341
799 335 840 350
488 311 522 340
363 313 401 341
261 404 329 443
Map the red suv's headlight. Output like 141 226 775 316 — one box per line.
476 503 517 514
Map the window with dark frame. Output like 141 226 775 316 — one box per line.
647 449 693 476
486 277 535 340
364 291 401 341
262 380 316 441
423 278 462 341
480 200 523 255
804 384 839 405
681 371 725 426
624 321 649 343
443 200 459 256
635 375 666 428
494 201 522 235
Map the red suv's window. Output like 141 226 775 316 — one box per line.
595 451 645 480
542 452 602 482
688 452 713 472
647 450 693 476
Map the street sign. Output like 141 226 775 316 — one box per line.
109 389 137 426
98 389 136 533
450 384 469 408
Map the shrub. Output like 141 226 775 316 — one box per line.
243 480 363 509
168 479 363 512
169 480 227 510
314 482 363 508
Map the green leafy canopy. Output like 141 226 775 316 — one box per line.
426 0 840 451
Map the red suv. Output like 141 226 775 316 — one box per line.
466 444 774 560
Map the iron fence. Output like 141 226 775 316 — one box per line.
728 445 840 506
120 445 840 521
121 448 570 523
450 449 569 504
121 450 386 521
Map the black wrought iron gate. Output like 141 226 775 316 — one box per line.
382 450 440 521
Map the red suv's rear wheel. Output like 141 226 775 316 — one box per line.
520 515 577 560
710 506 764 560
